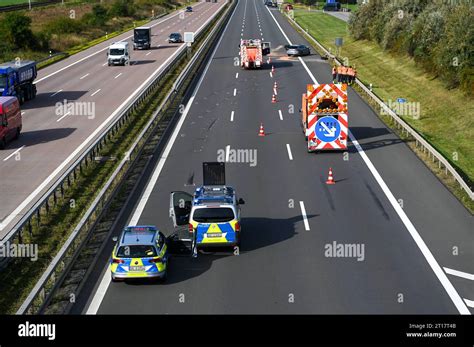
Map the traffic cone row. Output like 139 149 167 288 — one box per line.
271 94 277 103
273 81 278 89
271 65 275 74
258 123 266 137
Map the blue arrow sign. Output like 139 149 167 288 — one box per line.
315 116 341 143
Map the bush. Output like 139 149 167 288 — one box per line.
349 0 474 95
0 12 37 49
44 17 84 35
109 0 135 18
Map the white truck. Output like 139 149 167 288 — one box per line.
107 42 131 66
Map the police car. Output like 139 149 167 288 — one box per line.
110 225 168 282
170 186 245 249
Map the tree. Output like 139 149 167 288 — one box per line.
1 12 36 49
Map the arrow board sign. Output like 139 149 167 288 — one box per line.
315 116 341 143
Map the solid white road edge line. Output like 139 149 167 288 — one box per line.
444 267 474 281
265 1 470 315
85 0 235 315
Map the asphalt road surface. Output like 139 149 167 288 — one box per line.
76 0 473 314
0 0 227 238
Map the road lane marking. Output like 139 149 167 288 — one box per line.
464 299 474 308
278 109 283 120
3 146 25 162
299 201 310 231
56 111 71 122
230 111 234 122
225 145 230 162
50 89 63 97
21 111 25 115
114 73 122 79
444 267 474 281
266 2 470 315
235 72 238 78
91 89 101 97
146 52 151 56
79 73 90 80
286 144 293 160
102 62 108 66
233 88 237 96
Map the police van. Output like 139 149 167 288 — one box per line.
169 163 245 250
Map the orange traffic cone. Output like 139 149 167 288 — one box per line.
271 94 277 103
258 123 266 137
326 167 335 185
267 57 271 64
271 65 275 74
273 81 278 89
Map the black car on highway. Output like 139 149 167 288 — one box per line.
285 44 311 56
168 33 183 43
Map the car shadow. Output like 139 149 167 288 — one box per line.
126 214 316 286
3 128 76 149
22 91 90 109
131 60 156 66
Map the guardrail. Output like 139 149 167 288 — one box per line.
16 0 234 315
0 0 61 13
284 12 474 201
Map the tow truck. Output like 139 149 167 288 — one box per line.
169 162 245 256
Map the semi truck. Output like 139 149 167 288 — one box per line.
133 27 152 50
0 60 37 104
240 39 270 69
300 83 348 152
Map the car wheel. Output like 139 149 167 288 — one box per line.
14 128 20 140
111 274 118 283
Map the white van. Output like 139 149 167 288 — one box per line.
107 42 130 66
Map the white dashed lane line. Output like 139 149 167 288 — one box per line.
3 146 25 162
79 73 89 80
299 201 310 231
230 111 234 122
286 144 293 160
278 110 283 120
91 89 101 97
50 89 63 97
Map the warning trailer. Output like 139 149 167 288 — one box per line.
301 83 348 152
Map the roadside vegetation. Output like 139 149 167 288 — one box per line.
0 0 187 63
291 6 473 187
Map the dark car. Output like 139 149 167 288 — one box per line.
168 33 183 43
285 44 311 56
186 6 193 12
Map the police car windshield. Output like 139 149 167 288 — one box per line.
193 208 235 223
116 245 156 258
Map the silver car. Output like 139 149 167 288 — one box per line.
286 45 311 57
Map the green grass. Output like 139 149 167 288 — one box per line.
294 11 474 183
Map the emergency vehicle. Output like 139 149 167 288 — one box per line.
240 39 271 69
300 83 348 152
169 163 245 251
110 225 169 282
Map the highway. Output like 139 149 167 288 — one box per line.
75 0 472 314
0 0 227 238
